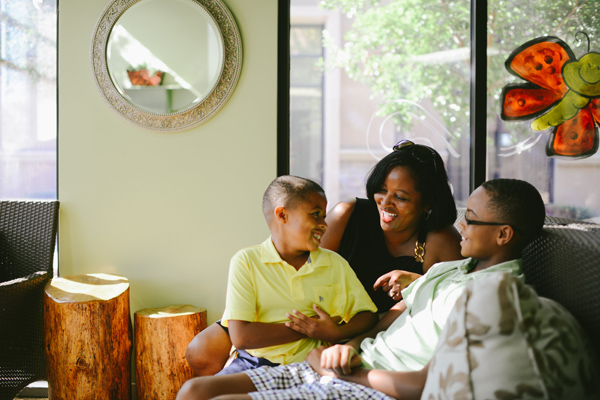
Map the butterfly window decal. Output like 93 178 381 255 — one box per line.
500 35 600 159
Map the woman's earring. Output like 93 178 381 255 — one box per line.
424 210 432 220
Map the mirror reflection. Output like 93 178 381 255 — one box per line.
106 0 223 114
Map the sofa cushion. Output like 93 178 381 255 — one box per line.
421 272 600 400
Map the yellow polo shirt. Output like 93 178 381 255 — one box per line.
221 237 377 365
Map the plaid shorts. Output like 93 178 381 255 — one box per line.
245 361 396 400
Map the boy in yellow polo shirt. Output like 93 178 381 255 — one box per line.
216 175 377 375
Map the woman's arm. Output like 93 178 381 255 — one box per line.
320 199 356 252
373 270 422 301
227 320 305 350
373 226 463 300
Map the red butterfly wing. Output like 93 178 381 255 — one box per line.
546 106 599 158
506 36 574 94
590 99 600 125
501 84 563 120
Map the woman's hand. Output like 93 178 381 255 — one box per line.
285 304 342 343
373 270 422 301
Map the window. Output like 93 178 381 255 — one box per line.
290 0 471 207
290 24 324 184
289 0 600 221
486 0 600 220
0 0 57 200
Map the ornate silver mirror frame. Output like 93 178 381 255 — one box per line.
91 0 242 132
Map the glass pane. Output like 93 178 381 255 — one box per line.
291 26 323 55
290 0 471 208
290 56 322 86
290 24 324 184
488 0 600 221
0 0 57 200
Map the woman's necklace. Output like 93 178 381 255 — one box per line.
414 240 426 263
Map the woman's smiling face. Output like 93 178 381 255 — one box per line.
373 166 427 233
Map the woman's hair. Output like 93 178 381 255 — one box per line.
481 178 546 244
365 145 457 231
262 175 325 224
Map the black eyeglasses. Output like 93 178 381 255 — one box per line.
393 140 437 172
464 216 521 233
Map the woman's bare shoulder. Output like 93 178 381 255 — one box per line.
321 199 357 251
328 198 357 217
423 225 464 270
427 225 461 243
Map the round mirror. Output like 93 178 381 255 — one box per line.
91 0 242 132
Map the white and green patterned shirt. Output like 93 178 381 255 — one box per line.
360 258 522 371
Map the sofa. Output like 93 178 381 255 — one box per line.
520 215 600 361
427 212 600 399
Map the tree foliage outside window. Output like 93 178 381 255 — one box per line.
319 0 600 146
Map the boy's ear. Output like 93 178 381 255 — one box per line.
496 225 514 246
274 206 287 223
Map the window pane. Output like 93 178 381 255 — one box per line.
290 24 324 183
487 0 600 221
0 0 57 199
290 0 471 207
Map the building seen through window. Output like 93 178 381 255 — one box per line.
290 0 600 222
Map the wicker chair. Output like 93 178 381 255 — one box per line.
0 200 59 400
521 216 600 362
456 209 600 361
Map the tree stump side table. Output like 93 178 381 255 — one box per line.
134 304 207 400
44 273 132 400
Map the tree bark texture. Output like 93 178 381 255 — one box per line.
134 304 207 400
44 273 132 400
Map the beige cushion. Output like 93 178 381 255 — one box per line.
421 272 600 400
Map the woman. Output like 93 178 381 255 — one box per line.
321 140 463 310
185 140 463 375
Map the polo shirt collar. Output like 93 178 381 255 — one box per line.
260 237 328 272
457 258 478 274
457 257 522 274
261 237 283 263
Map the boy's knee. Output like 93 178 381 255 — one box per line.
177 378 204 400
178 377 237 400
185 324 232 376
185 342 214 376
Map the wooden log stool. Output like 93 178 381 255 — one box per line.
43 273 132 400
134 304 207 400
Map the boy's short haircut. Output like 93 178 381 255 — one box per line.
262 175 325 223
481 179 546 244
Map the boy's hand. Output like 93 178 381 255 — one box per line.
307 344 362 377
373 270 422 301
306 345 337 378
285 304 341 342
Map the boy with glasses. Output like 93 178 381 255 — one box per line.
176 178 545 400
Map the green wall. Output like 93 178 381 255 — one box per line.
58 0 278 323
